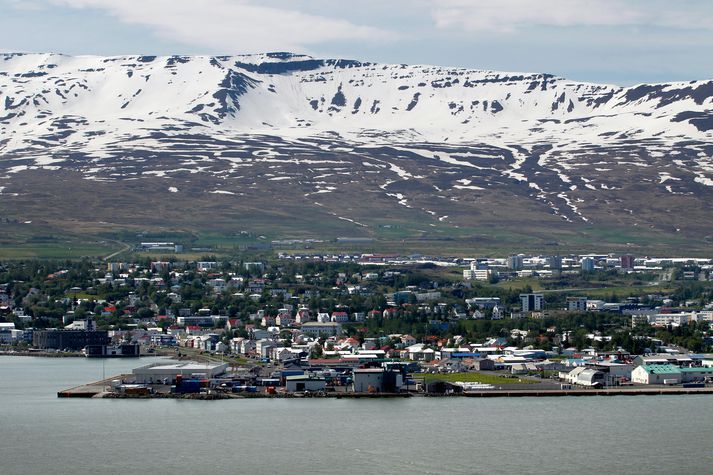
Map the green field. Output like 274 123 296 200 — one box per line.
0 208 710 261
418 372 537 385
0 242 118 260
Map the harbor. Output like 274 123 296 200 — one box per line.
57 360 713 399
7 355 713 475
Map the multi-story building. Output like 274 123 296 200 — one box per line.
33 330 109 351
507 255 524 271
463 269 492 281
520 293 544 312
567 297 588 312
300 322 342 337
620 255 635 269
581 257 595 272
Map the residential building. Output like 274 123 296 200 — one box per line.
300 322 342 337
581 257 595 272
620 255 635 269
520 293 544 312
567 297 588 312
331 311 349 323
507 255 524 271
463 269 492 281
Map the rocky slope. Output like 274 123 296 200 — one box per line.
1 52 712 250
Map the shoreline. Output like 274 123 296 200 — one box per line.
1 350 85 358
57 373 713 399
0 350 168 358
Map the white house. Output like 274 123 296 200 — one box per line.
256 339 276 358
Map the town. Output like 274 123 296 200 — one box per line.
2 251 713 397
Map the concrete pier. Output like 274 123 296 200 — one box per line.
57 375 128 398
58 375 713 399
458 387 713 397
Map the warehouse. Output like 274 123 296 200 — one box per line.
631 364 681 385
630 364 713 385
352 368 404 393
285 375 327 392
132 362 228 384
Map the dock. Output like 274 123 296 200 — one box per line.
458 387 713 397
57 375 129 398
59 375 713 399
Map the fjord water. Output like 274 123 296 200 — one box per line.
1 357 712 475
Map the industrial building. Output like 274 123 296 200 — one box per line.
631 364 713 385
33 329 109 350
561 367 606 387
132 362 228 384
285 375 327 392
352 368 404 393
631 365 682 385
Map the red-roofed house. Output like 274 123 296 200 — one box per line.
276 312 294 327
401 334 417 346
383 308 398 319
296 309 312 324
331 311 349 323
338 337 360 351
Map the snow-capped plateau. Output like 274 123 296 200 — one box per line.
1 52 712 247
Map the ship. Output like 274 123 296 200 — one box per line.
83 343 141 358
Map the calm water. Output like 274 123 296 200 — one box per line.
1 356 712 475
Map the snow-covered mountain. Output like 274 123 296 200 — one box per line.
1 52 712 247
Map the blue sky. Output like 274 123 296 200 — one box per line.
1 0 712 85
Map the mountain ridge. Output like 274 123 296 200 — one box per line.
0 52 712 253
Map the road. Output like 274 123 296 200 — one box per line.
539 282 660 294
103 241 132 261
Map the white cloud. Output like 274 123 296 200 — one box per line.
50 0 398 53
430 0 713 33
2 0 46 10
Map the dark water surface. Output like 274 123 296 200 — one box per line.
1 356 711 474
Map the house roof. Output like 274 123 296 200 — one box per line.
640 364 682 374
286 375 324 381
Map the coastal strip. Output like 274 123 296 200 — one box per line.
57 375 713 399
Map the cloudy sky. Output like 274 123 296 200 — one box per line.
1 0 712 85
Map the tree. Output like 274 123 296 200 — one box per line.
136 307 155 320
310 344 323 359
572 329 589 350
